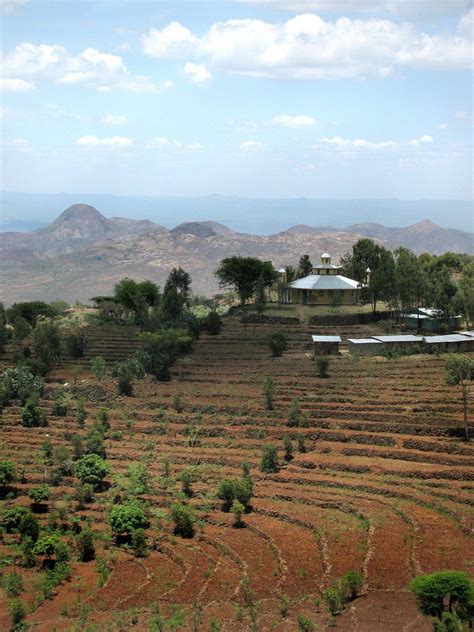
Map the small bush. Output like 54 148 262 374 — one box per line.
316 356 330 378
76 527 95 562
283 436 293 461
170 503 195 538
268 332 287 357
8 598 26 627
64 330 87 358
231 499 245 527
260 444 279 473
22 397 47 428
297 614 316 631
263 376 275 410
204 311 222 335
91 356 107 381
181 470 192 497
287 397 301 427
131 528 147 557
2 571 23 597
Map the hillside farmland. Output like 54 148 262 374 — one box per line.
0 316 472 631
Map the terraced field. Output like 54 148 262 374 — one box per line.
0 316 473 631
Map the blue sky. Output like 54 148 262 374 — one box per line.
1 0 473 199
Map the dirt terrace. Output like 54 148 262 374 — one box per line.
0 316 472 631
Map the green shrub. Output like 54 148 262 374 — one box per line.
109 504 148 536
231 499 245 528
287 398 301 427
217 477 252 512
8 598 25 627
64 330 87 358
340 570 363 601
28 484 49 505
260 444 279 473
316 356 330 378
75 454 110 490
0 460 16 489
76 527 95 562
297 614 316 631
409 570 474 620
131 528 147 557
322 586 342 615
2 571 23 597
1 366 44 405
181 470 192 497
21 397 47 427
268 332 287 357
283 437 293 461
204 311 222 335
170 503 195 538
91 356 107 381
263 376 275 410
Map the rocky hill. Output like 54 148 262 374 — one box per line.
0 204 165 256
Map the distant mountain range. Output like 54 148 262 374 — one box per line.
0 204 472 304
1 190 472 234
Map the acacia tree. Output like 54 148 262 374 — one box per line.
215 257 277 305
410 570 473 624
113 278 160 328
445 355 473 441
164 267 192 308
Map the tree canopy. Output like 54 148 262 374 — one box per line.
215 257 277 304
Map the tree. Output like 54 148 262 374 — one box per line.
297 255 313 278
181 470 192 497
231 499 245 528
64 329 87 358
260 444 279 473
456 261 474 327
316 356 330 378
21 397 47 428
268 332 287 357
263 376 275 410
112 358 144 396
113 278 160 328
76 527 95 562
28 485 49 508
445 355 473 441
12 315 31 343
254 273 266 314
109 504 148 536
126 463 150 495
91 356 107 381
6 301 57 326
204 311 222 335
409 571 474 622
33 319 62 374
33 533 69 562
131 528 147 557
1 366 44 405
164 267 192 307
138 329 192 381
0 461 16 490
86 427 106 458
430 266 459 329
217 478 252 512
287 398 301 427
215 257 277 305
395 247 427 316
170 503 195 538
8 598 26 628
75 454 110 490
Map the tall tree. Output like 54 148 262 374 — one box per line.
215 257 277 305
297 255 313 278
113 278 160 328
164 268 192 307
255 273 267 314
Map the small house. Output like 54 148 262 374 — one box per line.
401 308 461 332
311 335 341 355
424 334 474 353
347 338 384 356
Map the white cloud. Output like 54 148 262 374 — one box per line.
409 134 434 145
458 8 473 38
0 77 35 92
183 62 212 85
145 137 202 151
102 114 128 125
1 0 29 15
141 13 472 80
318 136 397 149
271 114 316 128
240 140 266 151
75 136 133 148
436 123 448 130
141 22 198 59
1 43 172 93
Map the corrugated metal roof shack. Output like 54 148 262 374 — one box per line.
372 335 423 351
312 335 341 355
424 334 474 353
347 338 384 356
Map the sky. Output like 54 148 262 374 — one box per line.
1 0 473 200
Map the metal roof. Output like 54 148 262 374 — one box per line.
424 334 473 343
348 338 383 344
290 274 360 291
321 253 331 258
461 331 474 337
373 335 423 343
312 264 341 270
402 313 429 319
311 335 341 343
